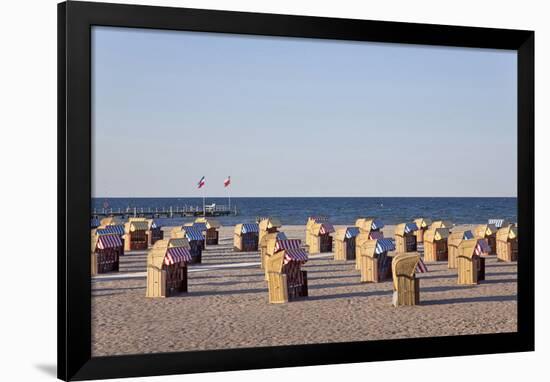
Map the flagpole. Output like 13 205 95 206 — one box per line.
203 185 206 217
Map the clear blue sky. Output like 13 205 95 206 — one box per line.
91 26 517 198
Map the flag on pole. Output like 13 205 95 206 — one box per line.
224 176 231 187
197 176 206 189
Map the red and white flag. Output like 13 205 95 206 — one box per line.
197 176 206 189
224 176 231 187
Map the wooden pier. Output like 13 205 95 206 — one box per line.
92 204 236 219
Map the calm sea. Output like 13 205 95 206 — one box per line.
91 197 517 226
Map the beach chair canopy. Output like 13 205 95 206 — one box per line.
414 218 432 229
97 225 125 236
125 220 149 233
459 239 490 259
310 222 335 236
355 218 384 232
395 222 419 236
375 238 396 254
335 226 360 241
430 220 453 229
259 217 282 230
241 223 259 234
148 239 192 269
283 248 308 264
164 247 192 265
96 234 123 250
497 225 517 241
448 230 474 247
423 228 450 242
392 253 420 290
128 217 148 222
345 226 361 239
488 219 508 228
275 239 302 251
474 224 497 238
182 226 205 241
195 217 221 229
168 237 191 249
234 223 260 235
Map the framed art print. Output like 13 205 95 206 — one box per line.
58 1 534 380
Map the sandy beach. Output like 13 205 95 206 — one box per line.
91 224 517 356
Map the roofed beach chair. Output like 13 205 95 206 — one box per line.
146 218 163 246
233 223 259 252
180 226 205 264
258 217 282 245
474 224 497 255
414 218 432 243
354 218 384 270
146 238 192 298
308 221 335 254
395 222 419 253
496 225 518 262
447 229 474 269
260 231 287 272
457 238 490 285
306 216 328 250
359 238 395 283
334 226 360 261
423 227 450 262
123 218 149 251
391 252 421 307
265 239 308 303
429 220 453 230
195 217 221 245
91 229 122 275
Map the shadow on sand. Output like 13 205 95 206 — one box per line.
422 294 516 305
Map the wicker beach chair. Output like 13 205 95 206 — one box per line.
354 218 384 270
474 224 497 255
414 218 432 243
447 229 474 269
146 219 164 246
308 222 335 254
395 222 419 253
457 239 490 285
334 227 360 261
496 225 518 262
91 229 122 275
423 227 450 262
359 238 395 283
305 216 328 250
258 217 282 246
265 240 308 304
123 218 149 251
233 223 259 252
195 217 221 245
391 252 421 307
146 238 192 298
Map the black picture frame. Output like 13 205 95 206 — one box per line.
58 1 534 380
